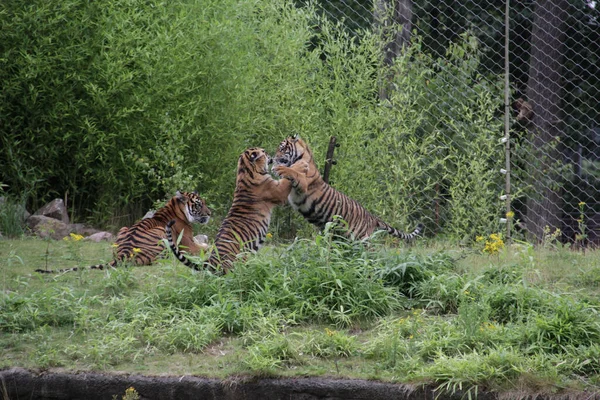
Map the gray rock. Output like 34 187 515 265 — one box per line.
26 215 70 240
83 231 114 242
34 199 69 224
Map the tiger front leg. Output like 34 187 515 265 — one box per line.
274 161 309 192
174 227 208 255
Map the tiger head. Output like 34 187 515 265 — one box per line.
238 147 270 177
176 190 211 224
273 135 311 169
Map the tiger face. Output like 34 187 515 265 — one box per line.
273 136 307 169
240 147 270 175
177 190 211 224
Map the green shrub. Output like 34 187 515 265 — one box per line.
527 298 600 354
373 251 456 296
1 0 504 239
484 284 547 324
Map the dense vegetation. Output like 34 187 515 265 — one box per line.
1 0 504 238
2 233 600 397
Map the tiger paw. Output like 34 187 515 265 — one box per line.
274 165 292 179
292 160 309 174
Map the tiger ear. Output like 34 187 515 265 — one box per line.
175 190 187 202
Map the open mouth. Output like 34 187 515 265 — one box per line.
276 156 292 167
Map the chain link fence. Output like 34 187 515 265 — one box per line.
310 0 600 244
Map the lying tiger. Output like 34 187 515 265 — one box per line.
35 190 211 274
273 136 423 240
167 147 308 274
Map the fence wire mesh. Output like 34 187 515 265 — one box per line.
311 0 600 245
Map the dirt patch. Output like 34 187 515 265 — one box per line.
0 367 501 400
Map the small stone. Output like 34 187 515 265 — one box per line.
83 232 114 242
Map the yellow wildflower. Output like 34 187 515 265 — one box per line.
132 248 142 254
475 235 484 242
266 233 273 239
325 328 337 337
111 243 119 248
123 387 140 400
64 233 84 241
506 211 515 219
579 201 586 207
483 233 504 255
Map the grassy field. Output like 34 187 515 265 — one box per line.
2 232 600 398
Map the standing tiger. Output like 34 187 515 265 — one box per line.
273 136 423 240
167 147 307 274
35 191 211 274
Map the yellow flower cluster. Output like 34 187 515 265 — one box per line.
122 387 140 400
325 328 337 337
483 233 504 255
63 233 84 241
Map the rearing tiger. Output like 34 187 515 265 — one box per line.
273 136 423 240
167 148 307 274
35 191 211 274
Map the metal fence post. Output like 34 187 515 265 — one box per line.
504 0 512 243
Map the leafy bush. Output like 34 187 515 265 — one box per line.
373 251 456 296
526 298 600 354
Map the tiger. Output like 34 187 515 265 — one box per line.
272 136 423 240
35 190 211 274
167 147 307 274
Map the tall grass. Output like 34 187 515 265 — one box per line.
3 236 600 395
0 194 27 237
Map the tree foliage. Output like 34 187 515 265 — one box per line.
1 0 504 238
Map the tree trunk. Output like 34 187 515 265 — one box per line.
524 0 569 241
375 0 412 99
375 0 412 62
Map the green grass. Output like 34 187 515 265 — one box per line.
2 233 600 398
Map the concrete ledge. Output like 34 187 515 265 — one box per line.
0 367 499 400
